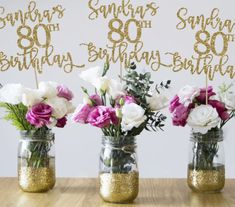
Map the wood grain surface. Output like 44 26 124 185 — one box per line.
0 178 235 207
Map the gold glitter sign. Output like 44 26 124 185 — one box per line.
81 0 169 71
0 1 84 73
165 7 235 80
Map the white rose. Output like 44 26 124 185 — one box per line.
66 101 76 114
107 79 124 99
45 97 68 119
38 81 58 99
121 103 146 132
147 92 168 111
0 83 25 105
219 90 235 111
178 85 200 106
187 105 220 134
79 66 103 83
22 88 43 107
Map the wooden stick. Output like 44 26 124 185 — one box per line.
120 62 123 84
34 69 39 89
205 71 208 105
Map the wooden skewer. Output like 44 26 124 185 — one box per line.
205 70 208 105
34 68 39 89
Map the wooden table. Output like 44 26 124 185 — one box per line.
0 178 235 207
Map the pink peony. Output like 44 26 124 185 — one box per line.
72 104 93 124
26 103 52 128
169 95 180 113
57 85 74 101
89 94 103 106
172 104 191 127
87 106 118 128
56 117 67 128
197 86 216 104
209 100 230 121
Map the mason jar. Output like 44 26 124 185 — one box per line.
187 129 225 193
99 136 139 203
18 130 56 192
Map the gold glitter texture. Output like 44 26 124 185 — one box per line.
187 165 225 193
18 167 55 192
99 172 139 203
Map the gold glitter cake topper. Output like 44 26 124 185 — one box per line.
0 1 84 74
81 0 168 72
169 7 235 81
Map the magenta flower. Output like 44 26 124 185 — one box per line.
72 104 93 124
172 104 191 127
169 95 180 113
26 103 52 128
57 85 74 101
87 106 118 128
197 86 216 104
209 100 230 121
56 117 67 128
90 94 103 106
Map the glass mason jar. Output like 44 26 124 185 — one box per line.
18 130 56 192
99 136 139 203
187 129 225 193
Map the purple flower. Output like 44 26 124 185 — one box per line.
56 117 67 128
209 100 230 121
26 103 52 128
172 104 191 127
169 95 180 113
197 86 216 104
57 85 74 101
89 94 103 106
72 104 93 124
124 96 136 104
87 106 117 128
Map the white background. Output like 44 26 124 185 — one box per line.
0 0 235 178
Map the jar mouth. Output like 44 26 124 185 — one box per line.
102 136 136 147
20 130 54 141
190 129 223 142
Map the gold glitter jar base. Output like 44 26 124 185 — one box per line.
99 172 139 203
18 167 55 193
187 165 225 193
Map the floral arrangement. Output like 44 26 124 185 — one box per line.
72 63 170 173
169 84 235 134
72 63 170 137
0 82 74 131
169 84 235 170
0 82 75 167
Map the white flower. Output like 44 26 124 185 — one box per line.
45 97 68 119
22 88 43 107
46 117 57 129
121 103 146 132
187 105 220 134
93 77 110 92
79 66 103 83
66 101 76 114
178 85 200 106
38 81 58 99
147 92 168 111
79 66 111 92
219 84 235 110
107 79 124 99
0 83 25 105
